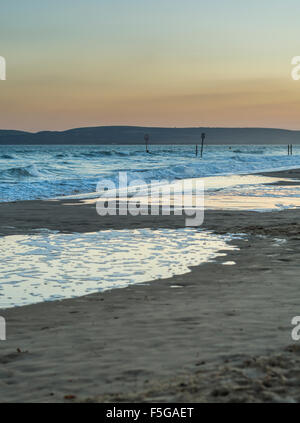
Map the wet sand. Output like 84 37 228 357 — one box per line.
1 169 300 402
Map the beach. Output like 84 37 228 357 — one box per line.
2 0 300 408
0 169 300 402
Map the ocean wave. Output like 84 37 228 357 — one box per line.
0 154 15 159
233 149 264 154
0 164 43 180
74 150 142 158
0 144 300 201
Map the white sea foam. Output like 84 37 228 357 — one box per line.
0 228 241 308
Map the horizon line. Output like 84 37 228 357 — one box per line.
1 125 300 135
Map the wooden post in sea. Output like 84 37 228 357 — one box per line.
200 132 206 158
144 134 150 154
291 144 293 155
288 144 290 155
195 144 198 156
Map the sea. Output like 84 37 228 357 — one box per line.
0 144 299 308
0 144 299 202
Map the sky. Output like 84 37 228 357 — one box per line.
0 0 300 131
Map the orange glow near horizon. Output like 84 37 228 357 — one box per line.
1 1 300 132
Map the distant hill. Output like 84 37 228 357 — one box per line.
0 126 300 145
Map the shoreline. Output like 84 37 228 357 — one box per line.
1 168 300 402
0 167 300 238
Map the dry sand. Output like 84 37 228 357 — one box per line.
1 169 300 402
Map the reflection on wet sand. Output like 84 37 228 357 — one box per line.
0 228 241 308
78 174 300 212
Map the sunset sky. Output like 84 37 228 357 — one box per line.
1 0 300 131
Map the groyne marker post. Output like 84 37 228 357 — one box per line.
200 133 206 158
144 134 150 154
